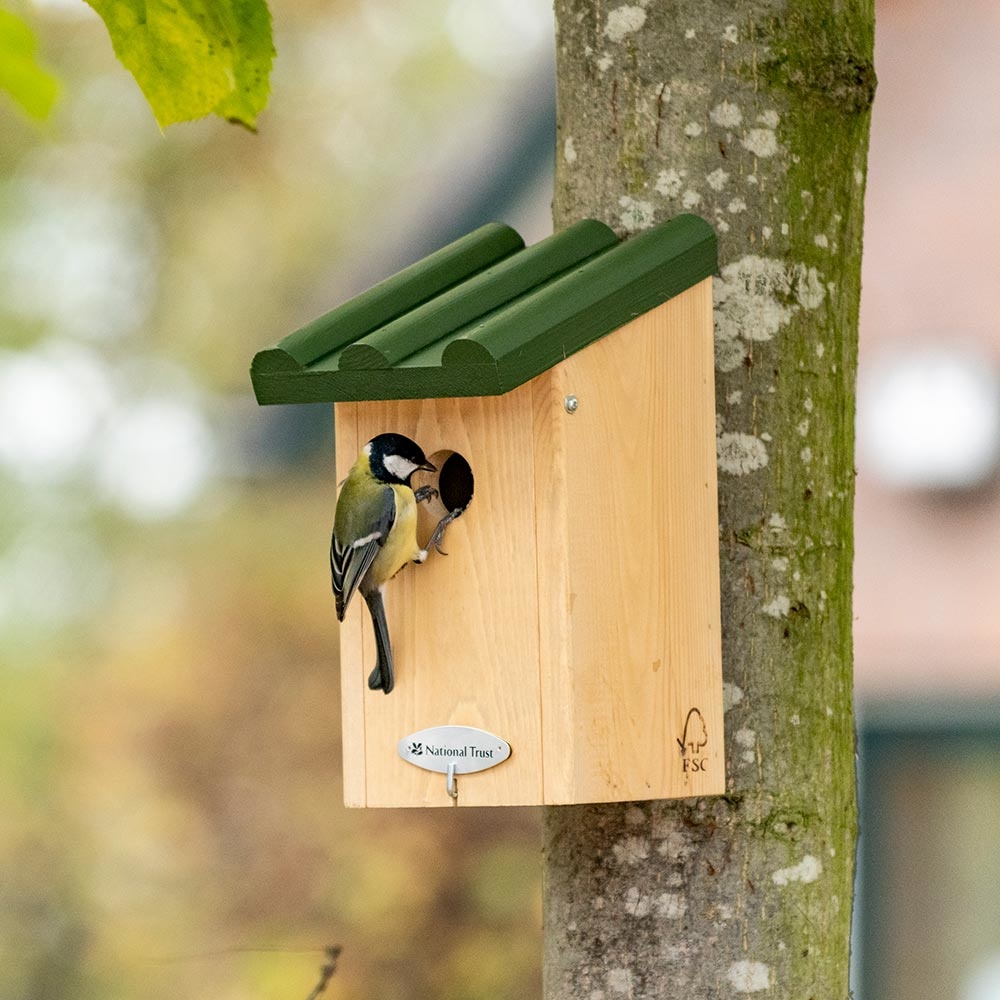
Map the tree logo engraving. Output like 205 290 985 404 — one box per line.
677 708 708 773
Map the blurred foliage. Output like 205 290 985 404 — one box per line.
83 0 274 129
0 8 59 119
0 1 550 997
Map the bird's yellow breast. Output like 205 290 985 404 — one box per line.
370 483 422 584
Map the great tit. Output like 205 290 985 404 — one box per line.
330 433 436 695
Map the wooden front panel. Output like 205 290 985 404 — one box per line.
534 278 725 802
335 387 544 807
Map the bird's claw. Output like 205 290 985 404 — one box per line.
426 507 462 556
413 485 438 504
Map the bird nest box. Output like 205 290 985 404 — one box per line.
251 215 724 807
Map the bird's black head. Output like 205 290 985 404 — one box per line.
365 433 435 485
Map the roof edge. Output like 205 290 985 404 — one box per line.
250 215 717 405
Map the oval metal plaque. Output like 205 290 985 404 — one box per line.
398 725 511 775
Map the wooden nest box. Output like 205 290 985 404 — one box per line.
251 215 724 807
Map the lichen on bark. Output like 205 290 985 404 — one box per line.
544 2 874 997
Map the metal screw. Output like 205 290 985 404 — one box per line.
564 394 579 414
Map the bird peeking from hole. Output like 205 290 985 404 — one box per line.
330 433 454 695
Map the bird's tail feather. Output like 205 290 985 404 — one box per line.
364 589 394 694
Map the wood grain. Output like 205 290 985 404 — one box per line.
535 278 724 802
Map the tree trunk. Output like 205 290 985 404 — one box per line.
544 3 874 997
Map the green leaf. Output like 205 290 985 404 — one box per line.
0 9 59 120
84 0 275 129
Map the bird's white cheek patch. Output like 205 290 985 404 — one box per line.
383 454 418 481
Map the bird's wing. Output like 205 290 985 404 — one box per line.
330 486 396 621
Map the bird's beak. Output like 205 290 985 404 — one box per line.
419 460 437 473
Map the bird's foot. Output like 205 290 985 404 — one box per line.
427 508 462 556
413 485 438 504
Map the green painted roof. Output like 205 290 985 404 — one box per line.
250 214 716 404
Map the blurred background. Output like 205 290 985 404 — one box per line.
1 1 998 998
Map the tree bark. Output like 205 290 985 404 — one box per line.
544 3 874 997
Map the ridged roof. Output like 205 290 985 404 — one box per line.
250 214 716 404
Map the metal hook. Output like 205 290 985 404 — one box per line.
446 761 459 801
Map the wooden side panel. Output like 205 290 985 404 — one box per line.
334 403 367 807
536 278 725 803
338 388 544 807
531 365 575 799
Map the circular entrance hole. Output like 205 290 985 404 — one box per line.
412 449 474 549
